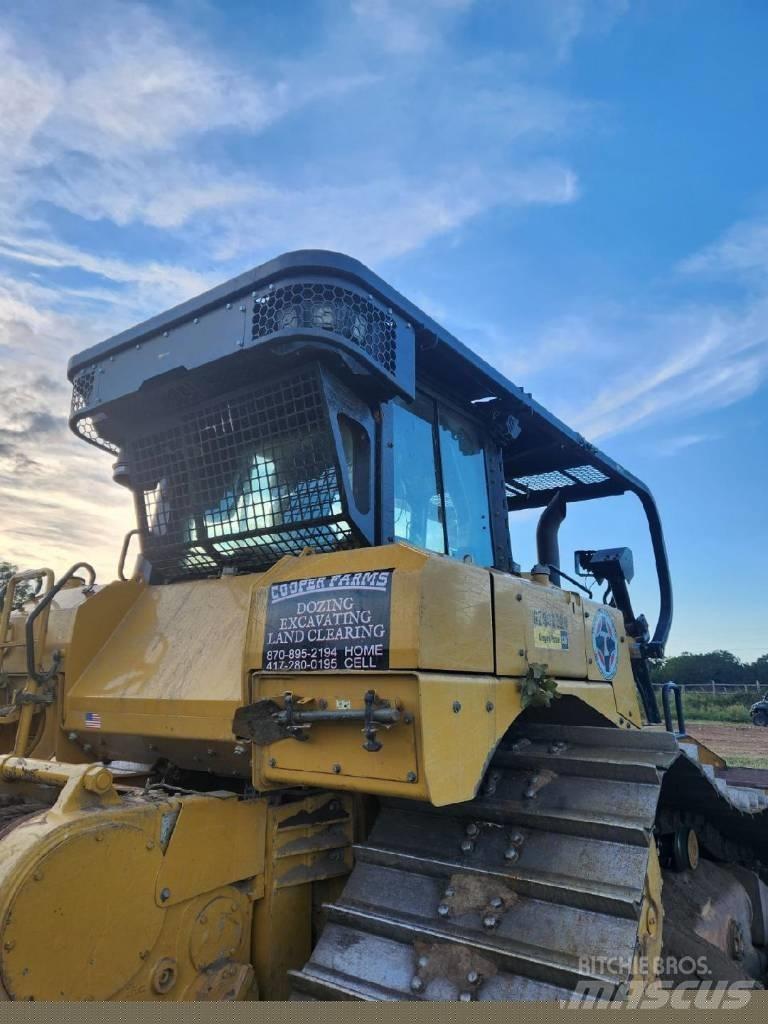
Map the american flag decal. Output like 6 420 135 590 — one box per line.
84 711 102 729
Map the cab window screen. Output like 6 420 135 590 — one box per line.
437 406 492 566
392 397 444 552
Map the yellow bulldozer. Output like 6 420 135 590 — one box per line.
0 250 766 1002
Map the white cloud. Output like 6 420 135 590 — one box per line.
655 433 715 457
679 217 768 279
350 0 474 54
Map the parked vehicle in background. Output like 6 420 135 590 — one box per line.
750 696 768 726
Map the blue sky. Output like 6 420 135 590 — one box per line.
0 0 766 660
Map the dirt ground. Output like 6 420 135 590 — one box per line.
685 721 768 768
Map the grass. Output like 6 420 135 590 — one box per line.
677 691 755 723
721 754 768 770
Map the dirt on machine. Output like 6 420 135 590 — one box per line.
0 250 767 1002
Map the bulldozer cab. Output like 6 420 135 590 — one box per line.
68 250 671 696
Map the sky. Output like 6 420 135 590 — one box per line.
0 0 766 661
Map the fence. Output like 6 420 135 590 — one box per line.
652 681 764 695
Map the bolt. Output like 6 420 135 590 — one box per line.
404 713 413 724
95 834 103 843
482 914 498 930
206 748 215 757
332 763 342 774
226 303 232 310
406 771 417 783
466 822 480 837
452 701 461 713
460 838 475 854
234 744 246 756
239 305 246 312
4 941 15 952
193 317 199 324
83 743 92 753
504 847 519 862
467 970 479 985
33 871 43 882
584 611 590 618
444 887 455 898
163 331 169 338
236 339 244 348
160 887 171 902
417 955 430 968
437 903 450 917
518 648 526 657
268 758 277 768
515 593 522 602
146 840 155 850
135 343 141 350
485 701 494 712
509 830 525 846
458 991 474 1002
490 896 504 909
67 732 78 742
411 975 424 992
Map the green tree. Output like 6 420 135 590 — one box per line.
0 562 33 611
753 654 768 687
651 649 750 688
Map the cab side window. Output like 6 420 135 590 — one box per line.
392 395 492 565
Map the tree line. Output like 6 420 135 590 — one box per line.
650 649 768 688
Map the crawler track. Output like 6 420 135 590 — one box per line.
291 724 768 1001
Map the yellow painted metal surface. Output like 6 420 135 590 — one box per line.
55 542 641 803
0 763 349 1001
63 576 252 770
154 796 266 907
251 792 354 1000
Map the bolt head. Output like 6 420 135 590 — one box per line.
437 903 450 917
452 701 462 713
443 887 455 898
406 770 417 783
460 838 475 853
417 955 430 968
67 732 78 742
485 701 494 712
466 970 479 984
331 763 342 774
465 822 480 837
504 847 519 862
160 887 171 902
490 896 503 909
458 991 473 1002
268 757 277 768
411 976 424 992
482 914 498 930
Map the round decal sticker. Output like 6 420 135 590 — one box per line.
592 608 619 680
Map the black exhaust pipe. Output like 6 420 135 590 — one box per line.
536 491 567 586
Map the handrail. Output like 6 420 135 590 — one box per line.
0 569 55 674
25 563 96 685
117 528 141 581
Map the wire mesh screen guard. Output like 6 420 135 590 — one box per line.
130 370 355 580
252 281 397 377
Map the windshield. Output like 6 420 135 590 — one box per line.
131 370 356 580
